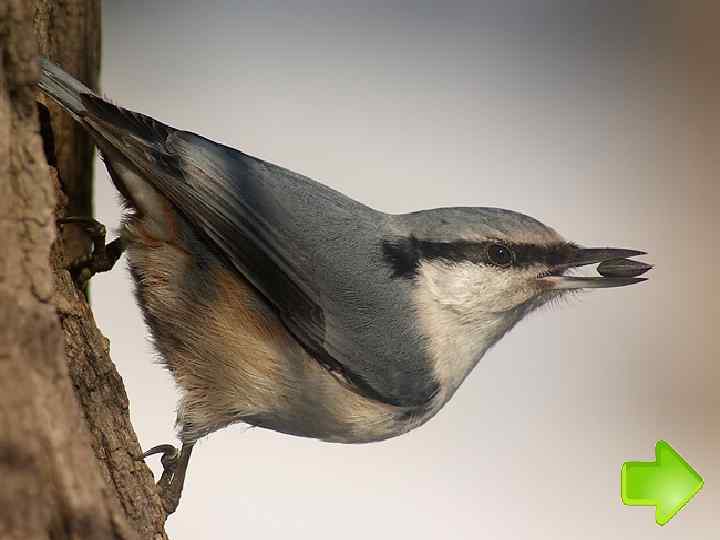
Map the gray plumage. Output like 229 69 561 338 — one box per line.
38 57 650 451
41 58 436 408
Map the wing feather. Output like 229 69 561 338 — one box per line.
82 95 439 407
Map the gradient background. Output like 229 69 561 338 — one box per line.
91 2 718 538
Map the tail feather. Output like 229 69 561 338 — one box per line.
37 58 175 162
37 57 95 119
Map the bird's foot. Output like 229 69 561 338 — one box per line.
142 443 195 515
57 217 126 287
143 444 179 492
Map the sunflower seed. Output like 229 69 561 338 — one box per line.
597 258 653 278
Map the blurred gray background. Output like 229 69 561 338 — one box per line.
91 1 718 538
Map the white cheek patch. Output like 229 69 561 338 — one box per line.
419 260 539 314
412 259 542 403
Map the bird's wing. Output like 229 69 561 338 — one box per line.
81 96 439 408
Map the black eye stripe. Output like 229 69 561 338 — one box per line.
508 242 576 267
382 236 577 278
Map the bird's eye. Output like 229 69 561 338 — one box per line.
486 243 514 267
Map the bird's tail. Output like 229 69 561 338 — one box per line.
37 57 95 119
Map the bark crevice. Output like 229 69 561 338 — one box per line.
0 1 171 538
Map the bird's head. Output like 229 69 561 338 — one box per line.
385 207 651 396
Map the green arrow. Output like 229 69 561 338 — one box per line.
621 440 703 525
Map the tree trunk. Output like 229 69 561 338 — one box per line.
0 1 170 538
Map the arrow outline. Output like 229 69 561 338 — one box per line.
621 440 703 526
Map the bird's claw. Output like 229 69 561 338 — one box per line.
57 217 125 288
142 444 180 491
141 442 195 515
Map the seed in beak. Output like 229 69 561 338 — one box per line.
597 258 653 278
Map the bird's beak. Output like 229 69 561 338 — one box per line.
539 247 653 290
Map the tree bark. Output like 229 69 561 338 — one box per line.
0 1 170 538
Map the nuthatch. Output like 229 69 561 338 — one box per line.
38 58 652 513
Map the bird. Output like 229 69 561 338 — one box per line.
37 57 652 513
